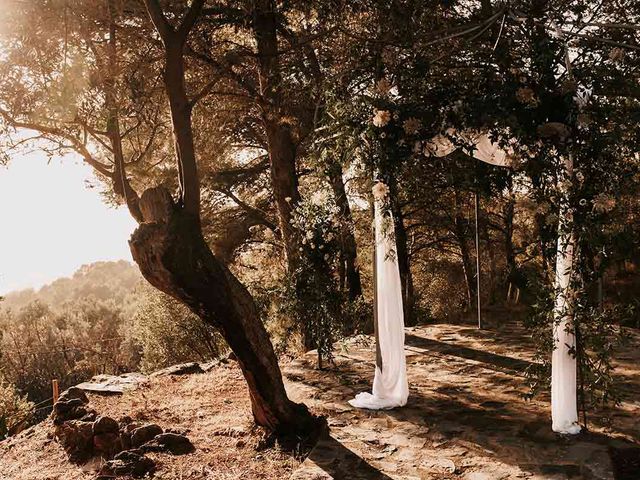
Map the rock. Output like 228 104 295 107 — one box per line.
151 362 204 377
93 416 119 435
420 455 457 474
59 387 89 404
120 431 132 451
54 420 94 463
100 449 155 478
142 432 195 455
118 415 134 427
123 421 141 433
52 398 90 425
463 472 497 480
131 424 163 448
79 411 98 423
93 432 121 456
76 373 148 395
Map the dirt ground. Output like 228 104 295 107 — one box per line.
1 319 639 480
287 320 640 480
0 367 300 480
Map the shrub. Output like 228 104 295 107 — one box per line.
129 286 225 372
0 377 34 439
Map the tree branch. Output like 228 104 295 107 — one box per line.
143 0 174 43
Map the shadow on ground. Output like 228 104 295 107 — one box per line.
286 322 640 479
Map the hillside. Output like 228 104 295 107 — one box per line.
2 321 638 480
1 261 142 311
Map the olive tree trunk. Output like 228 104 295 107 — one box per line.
129 188 317 436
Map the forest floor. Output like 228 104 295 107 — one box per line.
1 317 639 480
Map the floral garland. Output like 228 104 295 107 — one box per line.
372 181 396 261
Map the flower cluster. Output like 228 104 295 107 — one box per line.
592 194 616 214
290 192 341 261
372 109 391 128
372 181 389 201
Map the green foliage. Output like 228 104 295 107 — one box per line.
1 261 142 311
0 299 137 406
285 194 345 366
0 377 34 439
129 285 225 372
525 283 630 424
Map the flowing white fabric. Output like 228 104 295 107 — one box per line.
349 195 409 410
424 128 510 166
551 155 581 434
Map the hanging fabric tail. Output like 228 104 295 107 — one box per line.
349 182 408 410
551 154 581 434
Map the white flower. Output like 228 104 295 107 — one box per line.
575 171 585 183
380 132 387 139
311 190 329 205
372 110 391 127
285 197 292 203
579 198 587 206
372 182 389 201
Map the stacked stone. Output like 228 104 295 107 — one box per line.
51 387 194 478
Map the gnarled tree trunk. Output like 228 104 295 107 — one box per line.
129 188 318 436
137 0 319 437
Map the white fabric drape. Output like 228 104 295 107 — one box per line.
424 128 510 166
349 195 409 410
551 155 581 434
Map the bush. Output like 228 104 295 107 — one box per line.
129 286 225 372
0 377 34 439
0 299 137 406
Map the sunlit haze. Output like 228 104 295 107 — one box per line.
0 152 137 294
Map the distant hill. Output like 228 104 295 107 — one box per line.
1 261 143 311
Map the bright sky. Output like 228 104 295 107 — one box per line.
0 152 137 295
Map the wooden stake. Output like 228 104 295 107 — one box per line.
52 379 59 404
507 282 512 303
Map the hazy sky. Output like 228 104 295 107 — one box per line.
0 152 137 295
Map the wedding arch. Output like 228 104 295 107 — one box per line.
350 130 581 434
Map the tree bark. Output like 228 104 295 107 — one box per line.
130 188 318 436
453 189 476 308
389 181 416 325
253 0 302 272
503 190 517 289
139 0 319 436
326 160 362 301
